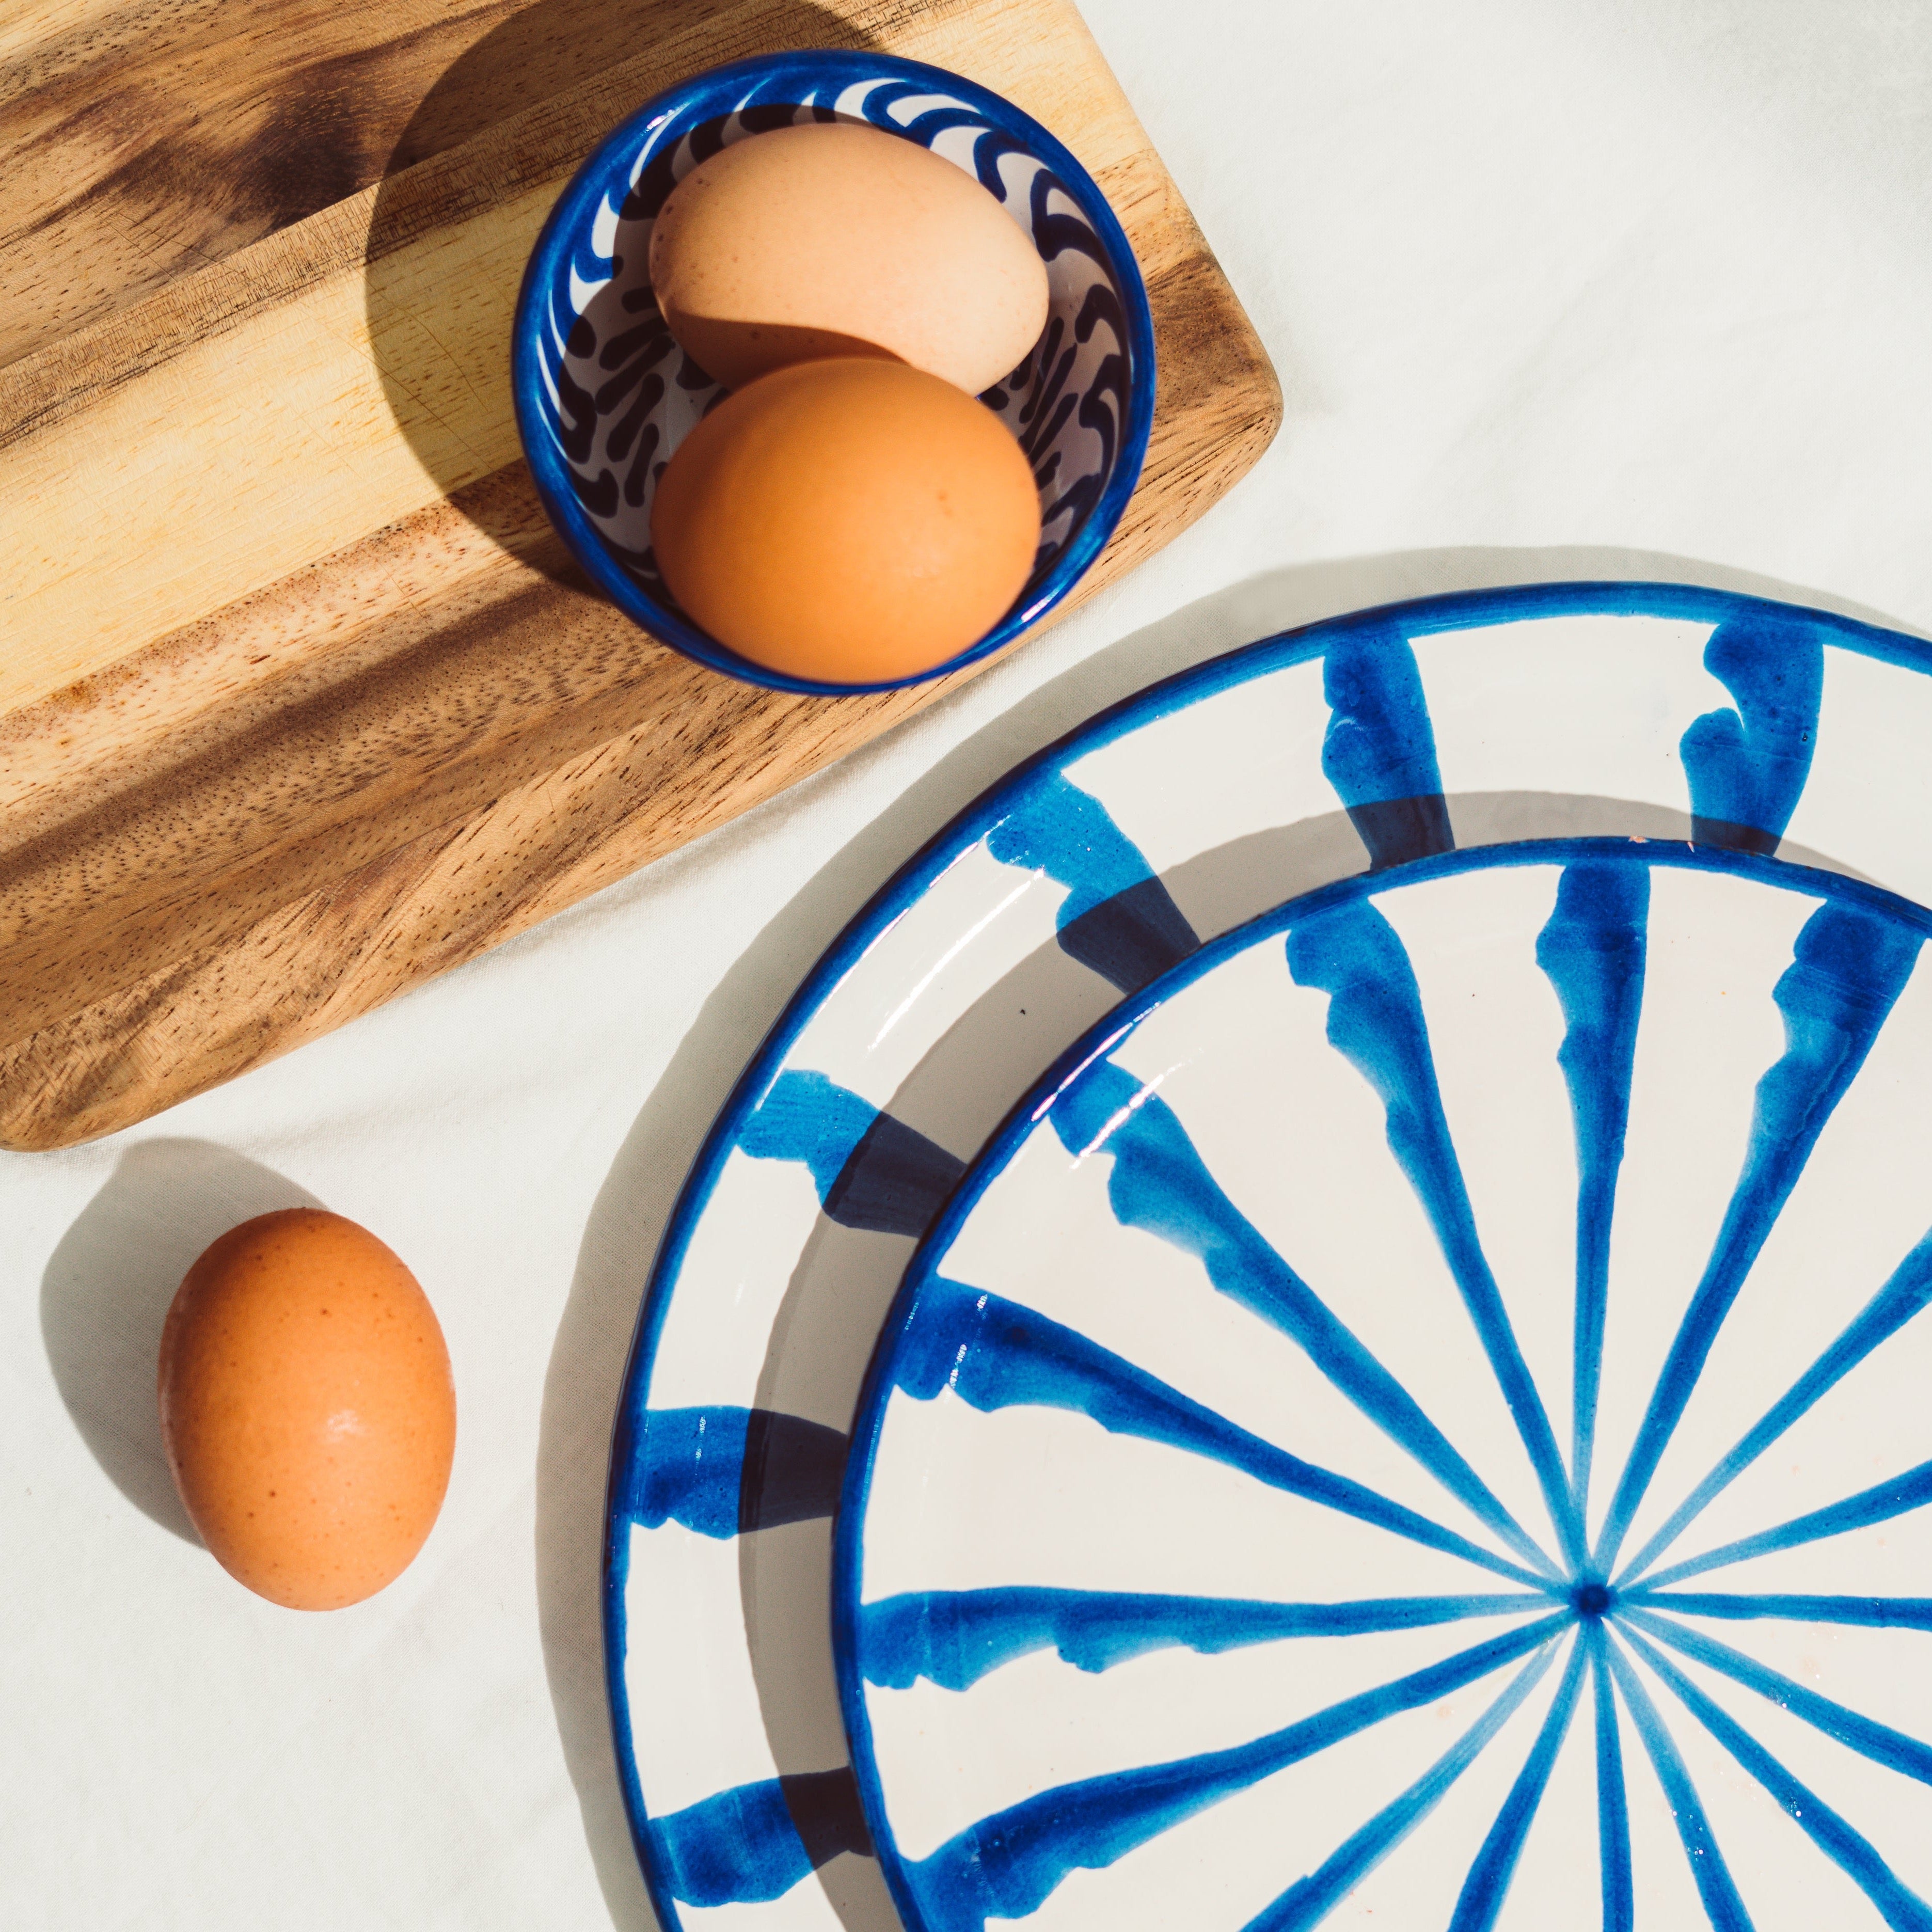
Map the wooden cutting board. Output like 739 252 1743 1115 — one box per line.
0 0 1280 1151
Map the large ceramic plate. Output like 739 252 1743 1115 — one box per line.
836 836 1932 1931
605 582 1932 1931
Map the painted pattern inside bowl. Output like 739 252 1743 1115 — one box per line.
516 52 1153 690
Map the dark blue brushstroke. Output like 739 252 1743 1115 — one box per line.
824 1110 967 1238
1320 628 1453 868
1058 876 1202 995
1618 1226 1932 1585
1286 898 1583 1567
652 1767 869 1906
741 1069 877 1195
1628 1592 1932 1630
1587 1625 1635 1932
1620 1607 1932 1786
1595 902 1922 1570
1642 1458 1932 1592
1535 861 1649 1513
737 1409 850 1533
1602 1636 1756 1931
625 1406 749 1540
1244 1642 1564 1932
893 1281 1556 1589
1448 1637 1590 1932
1681 611 1825 855
1046 1058 1557 1575
739 1069 964 1236
620 1406 849 1538
986 771 1199 992
897 1613 1566 1932
1618 1624 1932 1932
858 1588 1543 1691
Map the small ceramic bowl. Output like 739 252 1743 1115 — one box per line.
511 50 1157 695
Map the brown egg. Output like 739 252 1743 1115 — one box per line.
651 357 1042 685
157 1209 456 1611
648 121 1049 395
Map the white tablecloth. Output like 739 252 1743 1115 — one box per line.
7 4 1930 1924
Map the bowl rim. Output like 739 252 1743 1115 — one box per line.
510 46 1159 696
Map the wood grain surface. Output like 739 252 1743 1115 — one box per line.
0 0 1281 1150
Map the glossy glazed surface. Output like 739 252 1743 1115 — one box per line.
604 583 1932 1930
841 842 1932 1930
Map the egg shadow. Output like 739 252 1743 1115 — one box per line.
39 1140 325 1545
362 0 881 579
533 537 1928 1929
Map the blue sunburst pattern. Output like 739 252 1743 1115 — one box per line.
605 587 1932 1931
838 842 1932 1932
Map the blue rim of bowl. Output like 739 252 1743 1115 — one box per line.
599 579 1932 1932
511 49 1159 696
824 829 1932 1932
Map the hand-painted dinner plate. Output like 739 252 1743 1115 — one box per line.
836 836 1932 1931
606 582 1932 1931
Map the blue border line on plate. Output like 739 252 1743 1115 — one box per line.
602 579 1932 1931
830 833 1932 1932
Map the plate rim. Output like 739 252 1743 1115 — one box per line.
826 830 1932 1932
601 578 1932 1930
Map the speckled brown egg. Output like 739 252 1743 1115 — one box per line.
650 355 1043 685
647 120 1050 395
157 1209 456 1611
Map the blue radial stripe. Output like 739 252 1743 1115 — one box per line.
652 1778 813 1907
1680 611 1826 856
896 1613 1568 1932
740 1068 878 1191
1627 1592 1932 1632
857 1588 1546 1691
1448 1634 1590 1932
1045 1057 1557 1576
1286 899 1584 1568
621 1406 847 1538
892 1281 1557 1590
738 1069 965 1238
1616 1623 1932 1932
1319 626 1453 869
651 1768 871 1906
1617 1226 1932 1585
1601 1635 1756 1931
1594 904 1923 1571
1587 1625 1635 1932
1619 1607 1932 1786
1243 1640 1566 1932
1640 1457 1932 1591
1535 861 1649 1515
983 770 1199 992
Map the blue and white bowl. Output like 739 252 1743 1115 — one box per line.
511 50 1157 695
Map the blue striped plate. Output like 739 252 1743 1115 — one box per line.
607 583 1932 1929
836 835 1932 1931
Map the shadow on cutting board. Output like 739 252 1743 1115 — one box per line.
533 540 1925 1929
40 1142 325 1546
363 0 878 580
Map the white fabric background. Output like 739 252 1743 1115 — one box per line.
6 3 1930 1924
